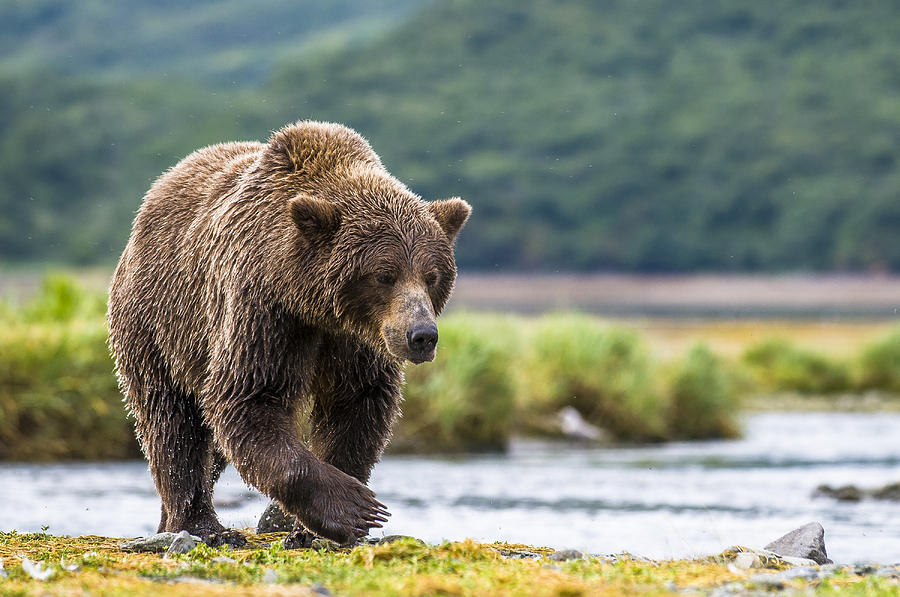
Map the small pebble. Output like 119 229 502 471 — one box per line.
310 583 332 596
211 556 237 565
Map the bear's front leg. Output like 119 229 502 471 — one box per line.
204 377 389 545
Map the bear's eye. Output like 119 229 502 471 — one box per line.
424 271 438 287
375 272 396 286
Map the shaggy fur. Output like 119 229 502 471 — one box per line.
107 121 470 546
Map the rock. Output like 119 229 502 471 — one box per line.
763 522 832 565
60 557 80 572
814 484 864 501
853 562 879 576
731 551 757 570
21 556 53 581
549 549 584 562
257 502 296 533
815 481 900 502
120 532 200 553
211 556 237 565
870 482 900 501
498 549 542 560
557 407 607 441
310 583 333 596
0 557 7 580
262 568 278 583
165 531 200 556
877 567 900 579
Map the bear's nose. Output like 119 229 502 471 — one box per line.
407 323 438 353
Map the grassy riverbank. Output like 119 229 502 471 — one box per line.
1 275 899 458
0 532 897 596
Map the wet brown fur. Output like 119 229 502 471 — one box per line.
107 121 470 546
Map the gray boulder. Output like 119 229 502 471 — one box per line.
257 502 296 533
764 522 832 565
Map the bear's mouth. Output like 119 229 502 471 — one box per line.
408 351 436 365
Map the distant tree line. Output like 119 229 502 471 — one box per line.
2 0 899 271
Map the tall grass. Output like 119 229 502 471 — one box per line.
666 344 740 440
521 315 667 441
856 329 900 393
5 275 900 459
742 339 852 394
0 276 138 460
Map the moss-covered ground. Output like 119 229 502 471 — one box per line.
0 532 897 596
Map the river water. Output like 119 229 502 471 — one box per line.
1 412 898 563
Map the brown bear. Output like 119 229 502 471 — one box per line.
107 120 470 547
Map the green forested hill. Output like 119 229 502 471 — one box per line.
2 1 900 271
0 0 425 84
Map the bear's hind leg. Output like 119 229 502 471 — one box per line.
138 386 246 547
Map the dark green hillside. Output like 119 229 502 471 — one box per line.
0 0 426 84
270 0 900 271
2 0 900 271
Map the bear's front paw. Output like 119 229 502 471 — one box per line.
281 463 390 545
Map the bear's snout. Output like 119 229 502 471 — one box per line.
407 322 438 363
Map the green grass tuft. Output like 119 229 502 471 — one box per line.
742 338 852 394
522 314 667 442
857 328 900 394
666 344 741 440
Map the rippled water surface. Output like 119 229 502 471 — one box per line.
1 412 898 562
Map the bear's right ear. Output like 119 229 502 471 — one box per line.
289 196 342 242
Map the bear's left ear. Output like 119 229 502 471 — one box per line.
289 195 342 243
428 197 471 244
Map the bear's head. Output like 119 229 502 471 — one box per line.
291 188 469 363
269 122 470 363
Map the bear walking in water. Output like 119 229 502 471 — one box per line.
107 121 470 547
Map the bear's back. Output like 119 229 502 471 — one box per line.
110 141 266 390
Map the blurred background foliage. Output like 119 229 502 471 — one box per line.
3 0 900 271
4 276 900 459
